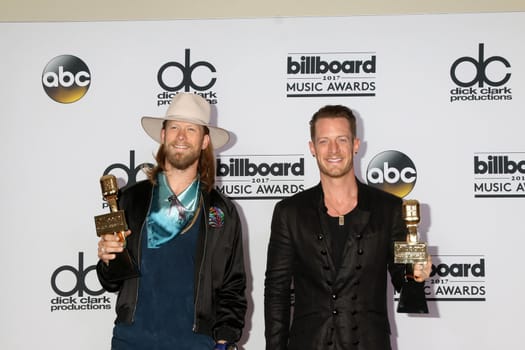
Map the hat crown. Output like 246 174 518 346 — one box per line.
165 93 210 125
141 92 230 149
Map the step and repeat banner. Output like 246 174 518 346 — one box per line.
1 12 523 349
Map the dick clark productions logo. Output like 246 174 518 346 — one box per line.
50 252 111 312
156 49 218 106
449 43 512 102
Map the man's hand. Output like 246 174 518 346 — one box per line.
97 230 131 264
412 254 432 282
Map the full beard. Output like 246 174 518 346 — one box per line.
165 144 201 170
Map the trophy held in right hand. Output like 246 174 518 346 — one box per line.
94 175 139 282
395 199 429 314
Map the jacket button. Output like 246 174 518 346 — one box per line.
317 234 324 240
356 264 362 270
357 248 364 255
352 325 359 331
326 280 332 286
332 309 338 315
321 250 327 255
332 294 337 300
323 265 330 270
351 310 357 315
356 234 362 239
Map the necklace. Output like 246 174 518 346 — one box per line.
325 197 356 226
326 205 346 226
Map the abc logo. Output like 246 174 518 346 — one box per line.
450 43 511 88
366 150 417 197
157 49 216 92
42 55 91 103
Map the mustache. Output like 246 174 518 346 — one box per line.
166 142 192 148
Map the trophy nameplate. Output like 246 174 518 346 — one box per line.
95 211 127 236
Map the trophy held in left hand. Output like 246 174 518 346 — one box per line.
395 199 429 313
94 175 139 282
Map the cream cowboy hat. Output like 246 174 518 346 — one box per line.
141 93 230 149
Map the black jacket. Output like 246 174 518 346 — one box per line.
96 180 247 343
264 181 423 350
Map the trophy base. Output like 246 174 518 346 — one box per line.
103 249 140 282
397 278 429 314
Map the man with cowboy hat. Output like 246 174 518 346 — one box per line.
96 93 247 350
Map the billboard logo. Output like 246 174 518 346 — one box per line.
286 51 377 98
418 255 486 302
216 155 306 199
473 152 525 197
42 55 91 103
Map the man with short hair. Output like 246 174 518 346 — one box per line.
97 93 246 350
264 104 431 350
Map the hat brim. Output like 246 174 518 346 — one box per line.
141 116 230 149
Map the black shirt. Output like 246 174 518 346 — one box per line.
326 210 358 270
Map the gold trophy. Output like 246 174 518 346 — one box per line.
395 199 429 313
94 175 139 281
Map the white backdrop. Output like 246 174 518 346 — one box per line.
1 12 523 349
